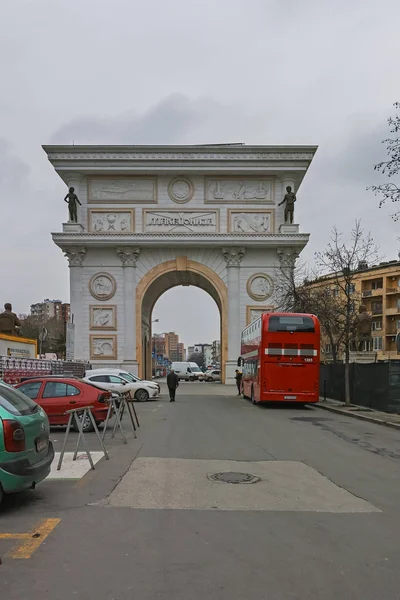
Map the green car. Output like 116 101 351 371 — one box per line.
0 380 54 505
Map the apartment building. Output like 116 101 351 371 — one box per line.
151 332 185 363
306 259 400 361
30 299 70 323
212 340 221 365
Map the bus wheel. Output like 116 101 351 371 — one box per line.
251 387 257 405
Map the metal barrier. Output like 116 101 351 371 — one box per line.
57 406 109 471
102 391 139 444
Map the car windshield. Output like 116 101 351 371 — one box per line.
0 384 39 416
119 372 140 382
190 366 202 372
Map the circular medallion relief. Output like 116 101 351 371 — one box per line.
247 273 273 301
168 177 194 204
89 272 116 301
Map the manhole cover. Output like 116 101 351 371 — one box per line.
208 472 260 484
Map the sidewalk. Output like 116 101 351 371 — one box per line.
317 397 400 430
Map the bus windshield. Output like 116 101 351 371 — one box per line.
268 315 315 333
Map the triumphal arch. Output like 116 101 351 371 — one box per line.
44 144 317 383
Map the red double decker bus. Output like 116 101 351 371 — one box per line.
240 313 320 405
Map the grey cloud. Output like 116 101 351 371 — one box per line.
50 94 260 146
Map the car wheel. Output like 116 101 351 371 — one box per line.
135 389 150 402
73 412 94 433
189 377 195 382
0 483 3 506
207 377 213 382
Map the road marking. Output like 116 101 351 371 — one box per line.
3 518 60 559
49 452 104 479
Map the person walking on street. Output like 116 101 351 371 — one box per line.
235 369 243 396
167 369 179 402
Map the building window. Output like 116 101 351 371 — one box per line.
325 344 332 353
372 302 383 315
373 337 383 351
346 283 356 294
372 321 382 331
397 320 400 330
371 279 383 290
333 287 339 297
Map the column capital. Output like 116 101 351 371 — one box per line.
277 247 299 268
116 246 141 267
222 247 245 268
62 246 86 266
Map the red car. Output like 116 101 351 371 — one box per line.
15 377 110 432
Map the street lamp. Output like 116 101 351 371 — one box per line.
152 319 159 377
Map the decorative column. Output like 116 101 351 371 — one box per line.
116 246 141 374
222 247 245 384
62 246 87 361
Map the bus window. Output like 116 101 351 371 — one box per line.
268 315 315 333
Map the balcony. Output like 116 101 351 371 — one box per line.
362 288 383 298
386 307 400 316
386 287 400 295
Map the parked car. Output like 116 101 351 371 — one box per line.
85 368 161 394
170 362 205 381
204 369 221 382
15 377 111 432
0 380 54 505
83 372 159 402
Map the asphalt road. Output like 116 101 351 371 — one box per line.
2 382 400 599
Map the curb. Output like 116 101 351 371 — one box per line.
316 402 400 431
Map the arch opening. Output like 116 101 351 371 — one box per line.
136 260 227 383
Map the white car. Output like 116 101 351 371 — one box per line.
85 368 161 394
204 369 221 382
83 371 159 402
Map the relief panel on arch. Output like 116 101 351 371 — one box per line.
88 209 134 233
205 176 274 204
88 177 157 203
228 209 274 234
143 209 219 233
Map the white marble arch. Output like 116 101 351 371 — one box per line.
45 143 317 384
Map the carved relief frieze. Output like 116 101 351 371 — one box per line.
90 305 117 330
88 209 134 233
246 273 274 301
88 177 157 203
89 273 117 301
205 177 274 204
168 177 194 204
90 335 117 359
228 209 274 234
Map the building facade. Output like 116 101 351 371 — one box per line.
30 299 70 323
309 260 400 362
45 144 316 383
212 340 221 365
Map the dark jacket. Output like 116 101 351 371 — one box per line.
167 372 179 390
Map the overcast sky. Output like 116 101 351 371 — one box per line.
1 0 399 347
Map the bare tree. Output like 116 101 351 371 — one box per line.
315 221 379 405
369 102 400 220
274 255 345 364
